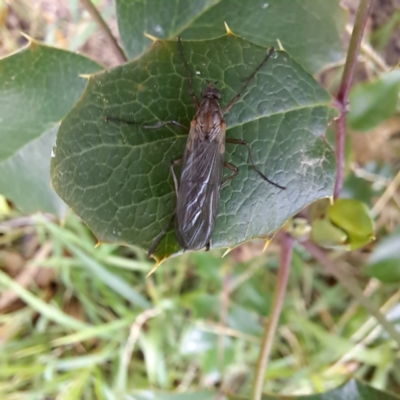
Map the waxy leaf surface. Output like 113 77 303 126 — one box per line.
51 35 336 259
230 378 400 400
116 0 345 74
0 41 102 217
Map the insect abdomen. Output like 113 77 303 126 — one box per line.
175 180 220 250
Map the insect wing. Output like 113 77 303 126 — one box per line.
175 123 225 250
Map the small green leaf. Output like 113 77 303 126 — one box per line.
371 10 400 50
342 174 377 206
283 217 311 240
308 198 331 221
328 198 375 250
229 379 400 400
132 391 216 400
116 0 345 74
51 35 336 260
347 69 400 132
365 227 400 283
310 379 395 399
310 198 375 250
311 218 348 249
0 195 11 216
0 40 102 217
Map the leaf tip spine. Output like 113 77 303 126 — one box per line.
222 247 233 258
20 31 38 48
143 32 159 43
263 239 271 252
146 259 162 276
276 38 285 51
224 21 234 36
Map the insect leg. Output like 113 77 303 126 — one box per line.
177 36 200 109
226 138 286 190
148 153 182 257
170 158 182 196
147 157 182 257
222 47 275 115
105 117 189 131
148 213 175 257
222 161 239 188
143 120 189 130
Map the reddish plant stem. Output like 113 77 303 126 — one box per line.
333 112 346 199
333 0 373 198
81 0 127 64
251 233 293 400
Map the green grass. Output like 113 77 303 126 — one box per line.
1 211 399 398
1 1 400 399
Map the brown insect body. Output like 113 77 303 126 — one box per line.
175 85 226 250
142 39 284 257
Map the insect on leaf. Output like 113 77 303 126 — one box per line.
51 35 337 260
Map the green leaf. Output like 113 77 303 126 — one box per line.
131 391 216 400
116 0 345 74
328 198 375 250
347 69 400 132
311 218 348 248
365 227 400 283
0 40 102 217
283 217 311 240
310 198 375 250
51 35 336 260
131 384 399 400
342 174 377 207
371 10 400 50
229 379 400 400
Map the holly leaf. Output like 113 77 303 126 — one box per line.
0 39 102 217
229 378 400 400
116 0 345 74
348 69 400 132
51 35 336 260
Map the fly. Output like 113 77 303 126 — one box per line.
147 38 285 256
106 37 285 256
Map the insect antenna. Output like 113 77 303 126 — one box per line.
241 47 275 93
222 47 275 114
177 37 200 108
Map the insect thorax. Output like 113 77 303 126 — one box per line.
195 98 224 141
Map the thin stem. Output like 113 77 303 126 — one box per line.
302 240 400 348
371 169 400 217
345 24 388 73
119 308 161 390
333 0 373 198
251 233 293 400
327 287 400 374
218 268 231 375
81 0 127 63
333 112 346 198
0 241 52 310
